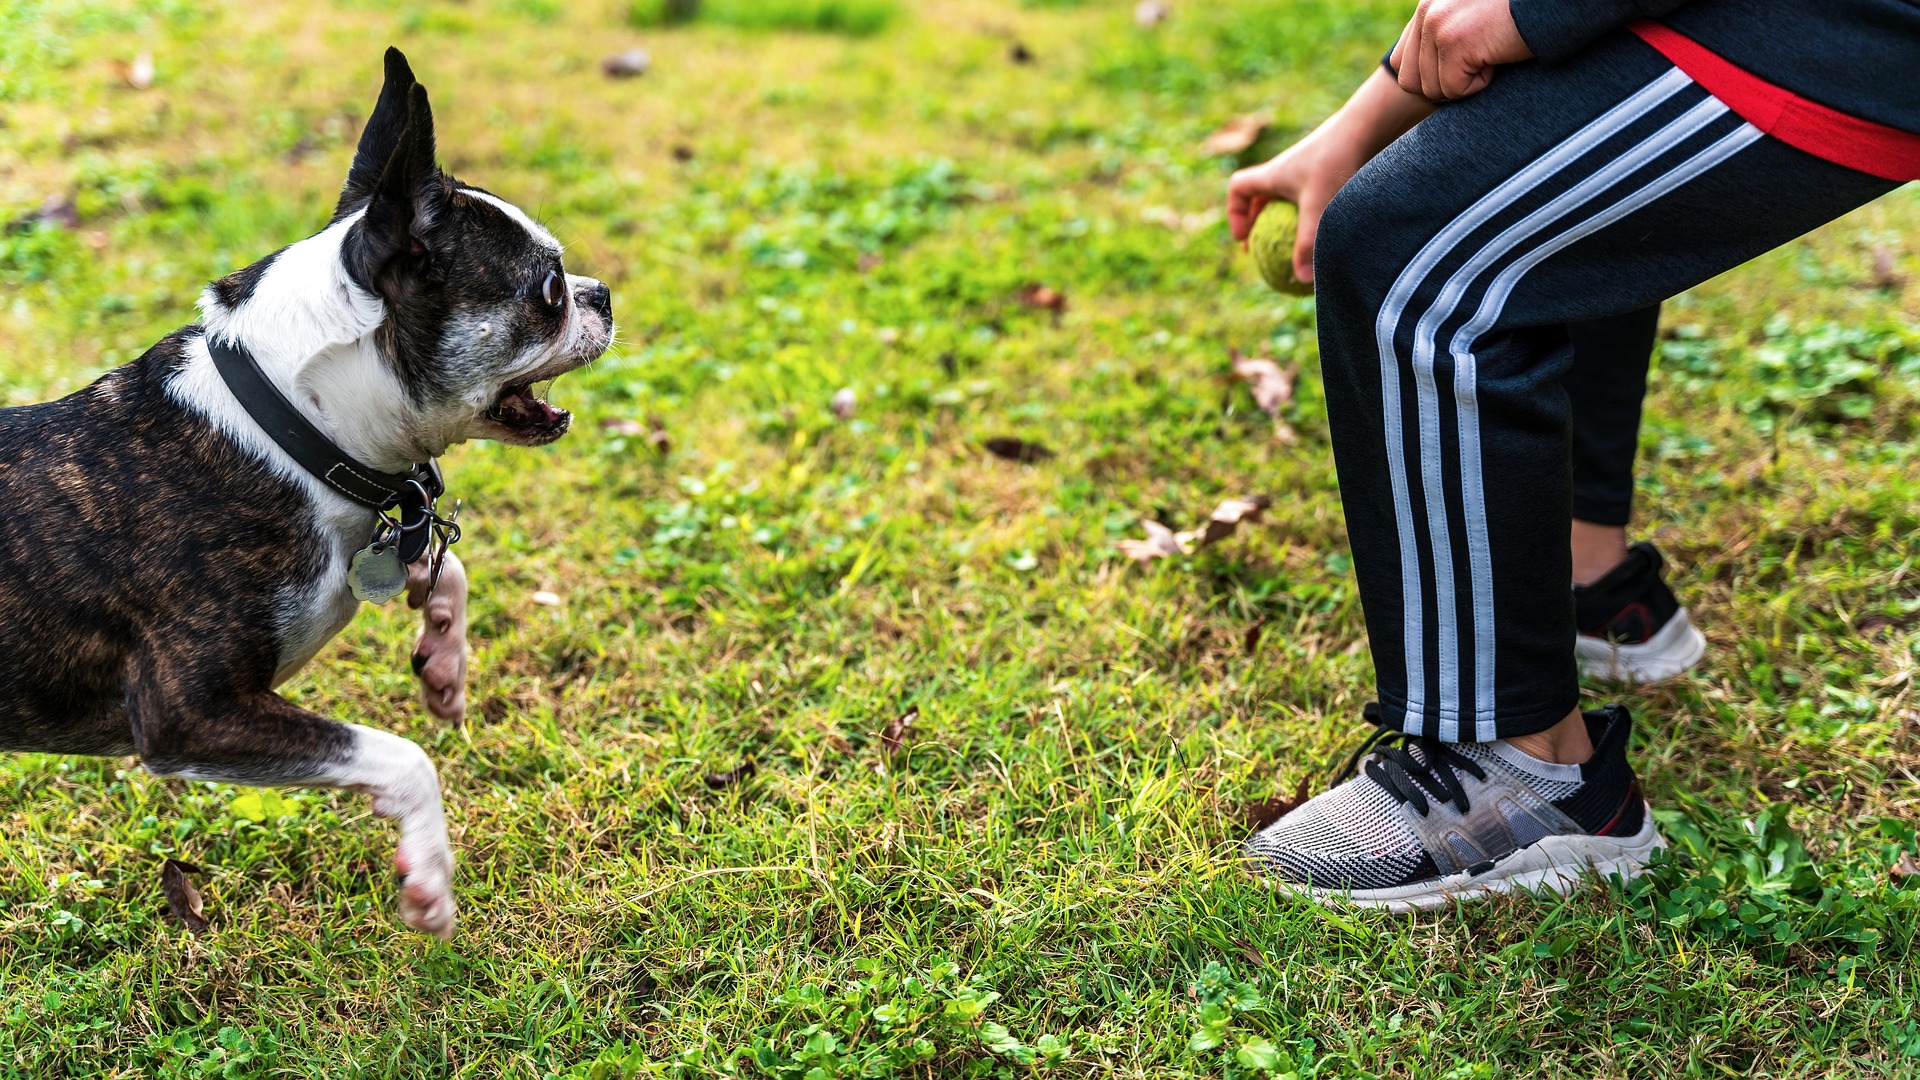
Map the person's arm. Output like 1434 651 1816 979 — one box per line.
1388 0 1692 103
1227 67 1436 282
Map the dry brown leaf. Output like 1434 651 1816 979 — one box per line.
1117 520 1190 563
704 758 758 789
1243 617 1267 656
1855 614 1897 637
1231 351 1300 442
880 706 919 755
1197 495 1271 547
602 48 652 79
1871 244 1905 290
983 437 1054 463
1135 1 1171 26
600 417 647 436
1241 776 1311 832
1016 283 1067 319
11 194 79 231
831 388 858 420
161 858 208 932
1893 852 1920 880
671 144 695 162
1201 113 1268 156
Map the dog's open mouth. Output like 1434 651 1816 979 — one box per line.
485 378 571 441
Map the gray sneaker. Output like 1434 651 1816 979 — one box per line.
1245 704 1664 911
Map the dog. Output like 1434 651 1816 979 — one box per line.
0 49 612 938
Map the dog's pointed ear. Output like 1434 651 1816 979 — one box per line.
344 83 453 296
334 47 419 221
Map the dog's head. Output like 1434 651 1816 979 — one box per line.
329 48 612 448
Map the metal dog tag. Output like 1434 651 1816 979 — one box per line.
348 542 407 604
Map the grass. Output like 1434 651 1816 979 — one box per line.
2 0 1919 1076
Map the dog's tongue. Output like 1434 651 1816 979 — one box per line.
495 383 564 427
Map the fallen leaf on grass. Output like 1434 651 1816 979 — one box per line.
1855 614 1896 636
1243 617 1267 656
1894 852 1920 881
601 48 652 78
1870 244 1905 290
1201 113 1268 157
984 437 1054 463
880 706 919 755
115 52 154 91
1118 495 1271 564
1197 495 1271 546
1135 1 1171 26
704 758 758 790
646 414 670 453
1117 520 1190 563
600 417 647 437
1016 283 1067 320
161 858 208 932
1241 777 1311 833
9 194 78 232
1231 351 1300 443
832 388 857 420
671 144 695 162
531 590 563 607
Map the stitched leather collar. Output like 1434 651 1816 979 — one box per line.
206 334 440 513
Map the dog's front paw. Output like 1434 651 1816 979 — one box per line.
394 847 457 939
407 553 469 724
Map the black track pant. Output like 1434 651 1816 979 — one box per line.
1566 306 1657 527
1314 31 1897 742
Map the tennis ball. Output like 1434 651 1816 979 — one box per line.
1248 201 1313 296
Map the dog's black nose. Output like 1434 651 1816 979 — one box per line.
588 281 612 321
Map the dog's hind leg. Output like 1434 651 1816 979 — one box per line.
407 551 468 724
127 666 457 938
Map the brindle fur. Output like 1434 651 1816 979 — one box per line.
0 329 352 773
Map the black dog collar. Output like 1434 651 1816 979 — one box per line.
207 334 452 566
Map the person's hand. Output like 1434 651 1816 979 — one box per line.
1227 132 1361 285
1388 0 1533 102
1226 69 1436 284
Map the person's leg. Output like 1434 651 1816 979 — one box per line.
1563 306 1710 682
1247 30 1896 906
1314 36 1894 744
1565 305 1656 582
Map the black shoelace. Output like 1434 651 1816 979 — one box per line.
1332 705 1488 817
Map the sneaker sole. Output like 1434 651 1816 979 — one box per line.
1575 607 1707 684
1278 810 1666 913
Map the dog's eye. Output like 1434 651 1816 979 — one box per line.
540 271 565 310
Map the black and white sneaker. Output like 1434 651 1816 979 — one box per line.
1574 542 1707 684
1245 704 1664 911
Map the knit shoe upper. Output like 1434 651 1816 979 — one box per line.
1245 705 1657 907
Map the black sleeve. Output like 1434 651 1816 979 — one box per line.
1508 0 1692 65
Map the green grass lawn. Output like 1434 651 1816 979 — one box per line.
4 0 1920 1076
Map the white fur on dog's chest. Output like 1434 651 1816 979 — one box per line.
273 502 376 687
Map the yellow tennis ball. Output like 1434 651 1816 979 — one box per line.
1249 202 1313 296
